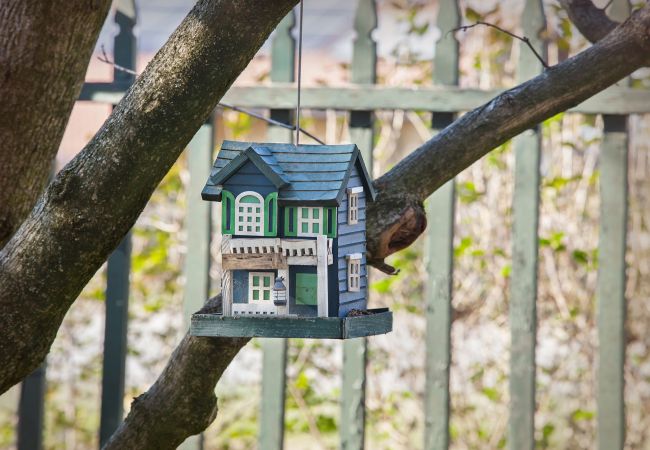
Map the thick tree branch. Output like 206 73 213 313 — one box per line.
0 0 112 247
0 0 297 394
103 296 249 450
366 3 650 268
559 0 619 43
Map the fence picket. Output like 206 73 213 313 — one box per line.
424 2 459 450
98 3 136 446
179 119 215 450
509 2 545 450
259 10 295 450
99 232 132 447
597 115 628 450
341 1 377 449
183 121 214 327
17 363 46 450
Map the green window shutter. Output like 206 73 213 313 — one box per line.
284 206 297 237
264 192 278 237
221 190 235 235
324 207 337 238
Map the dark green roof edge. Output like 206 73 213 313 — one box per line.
201 185 222 201
335 146 376 204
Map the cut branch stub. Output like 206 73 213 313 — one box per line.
366 190 426 274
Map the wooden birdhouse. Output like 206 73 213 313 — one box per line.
190 141 392 339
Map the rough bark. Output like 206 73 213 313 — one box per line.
366 3 650 269
0 0 297 394
103 296 249 450
0 0 112 247
559 0 619 43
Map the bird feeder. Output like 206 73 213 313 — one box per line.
189 141 392 339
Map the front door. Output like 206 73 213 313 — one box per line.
290 270 318 316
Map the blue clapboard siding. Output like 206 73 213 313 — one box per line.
337 166 367 316
222 160 277 197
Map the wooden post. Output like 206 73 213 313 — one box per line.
17 363 46 450
183 118 214 324
99 3 136 445
596 2 630 447
509 2 545 450
424 1 459 450
277 268 289 315
597 115 628 450
341 1 376 449
316 235 328 317
179 118 214 450
99 232 132 447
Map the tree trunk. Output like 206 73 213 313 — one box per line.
0 0 298 394
0 0 112 247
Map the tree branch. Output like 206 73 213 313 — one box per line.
0 0 297 394
366 3 650 270
0 0 112 247
103 296 250 450
450 21 549 69
559 0 619 43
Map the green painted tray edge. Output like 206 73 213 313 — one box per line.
190 308 392 339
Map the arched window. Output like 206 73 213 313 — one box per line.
235 191 264 236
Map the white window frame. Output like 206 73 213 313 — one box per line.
248 272 274 303
347 187 362 225
297 207 322 237
346 253 362 292
235 191 264 236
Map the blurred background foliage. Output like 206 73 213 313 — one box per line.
2 0 650 449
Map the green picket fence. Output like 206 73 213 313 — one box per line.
9 0 641 449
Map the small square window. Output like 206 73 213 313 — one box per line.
348 192 359 225
347 254 361 292
248 207 252 213
297 207 324 237
249 272 274 304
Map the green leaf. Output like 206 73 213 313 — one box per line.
571 409 595 422
481 387 501 402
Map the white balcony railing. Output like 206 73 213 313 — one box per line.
221 236 333 258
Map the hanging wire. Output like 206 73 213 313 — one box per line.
96 44 324 145
295 0 305 146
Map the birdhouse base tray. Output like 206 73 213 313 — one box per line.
190 308 392 339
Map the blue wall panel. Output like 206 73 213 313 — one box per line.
336 166 368 315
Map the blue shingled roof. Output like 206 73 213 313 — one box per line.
202 141 376 205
